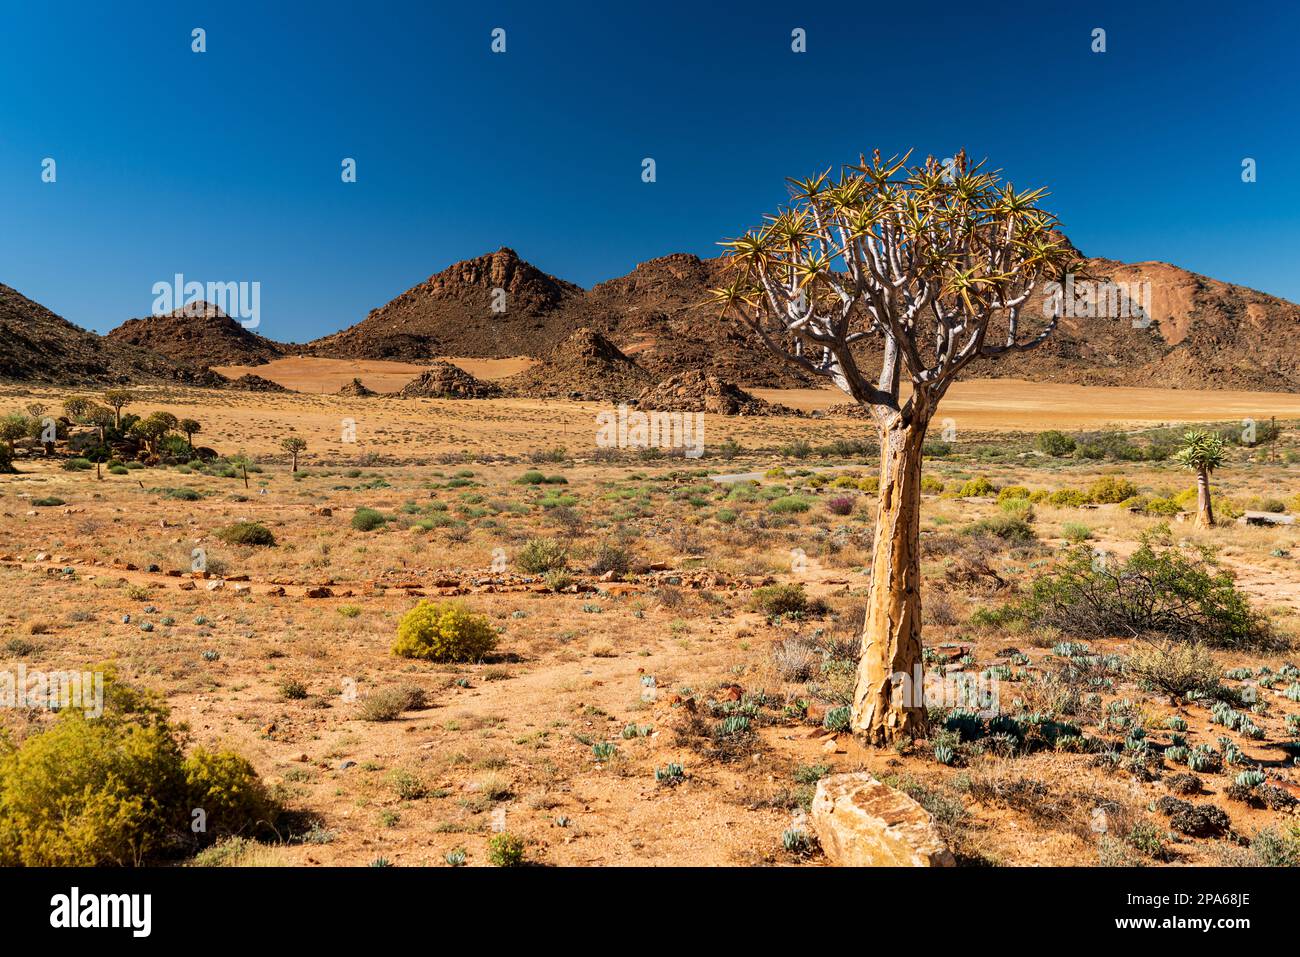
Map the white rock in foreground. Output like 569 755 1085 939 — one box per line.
811 772 956 867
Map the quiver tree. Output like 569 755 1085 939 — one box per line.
129 411 177 456
1174 429 1225 527
713 150 1073 744
179 418 201 451
280 436 307 472
103 388 133 430
85 404 115 444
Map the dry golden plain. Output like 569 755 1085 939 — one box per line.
1 371 1299 867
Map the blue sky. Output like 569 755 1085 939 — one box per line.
2 0 1296 344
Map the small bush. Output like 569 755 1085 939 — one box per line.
0 673 275 865
516 537 568 574
351 508 387 531
32 497 65 507
1087 476 1139 504
487 832 526 866
1128 641 1222 698
183 749 277 840
1018 532 1274 649
961 515 1036 546
825 495 856 516
997 486 1031 503
768 495 812 513
392 601 497 662
1047 489 1089 508
589 541 631 576
751 583 809 617
1035 430 1076 457
358 685 427 721
1061 522 1092 543
214 521 276 547
956 476 998 498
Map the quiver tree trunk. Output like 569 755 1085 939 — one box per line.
1195 467 1214 527
852 414 931 745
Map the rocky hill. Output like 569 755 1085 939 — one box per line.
107 301 284 368
306 249 813 388
976 259 1300 391
397 361 502 399
5 245 1299 393
0 283 219 386
502 328 651 401
309 248 585 361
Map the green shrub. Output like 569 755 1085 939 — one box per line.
351 508 387 531
768 495 812 513
998 497 1034 520
1035 430 1076 457
997 486 1031 503
920 475 945 494
515 470 546 485
487 831 526 866
1087 476 1139 504
961 515 1036 546
32 497 65 507
1018 532 1274 649
183 749 277 840
751 583 808 617
164 487 202 501
62 458 93 471
517 537 568 574
1047 489 1088 507
0 673 275 866
214 521 276 547
1061 522 1091 543
392 601 497 662
956 476 997 497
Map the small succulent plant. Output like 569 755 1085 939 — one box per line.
782 828 814 855
1234 769 1266 789
655 762 685 785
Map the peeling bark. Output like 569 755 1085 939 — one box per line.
852 413 931 745
1195 467 1215 527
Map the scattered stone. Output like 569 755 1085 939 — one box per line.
811 772 956 867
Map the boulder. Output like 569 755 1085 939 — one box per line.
811 772 956 867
